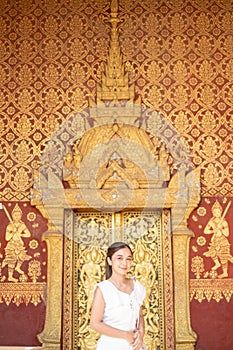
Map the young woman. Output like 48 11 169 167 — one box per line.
90 242 146 350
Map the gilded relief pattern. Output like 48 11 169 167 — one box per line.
0 203 47 305
190 198 233 302
0 0 231 200
123 211 165 349
73 212 112 350
123 210 175 350
62 209 74 350
63 210 174 350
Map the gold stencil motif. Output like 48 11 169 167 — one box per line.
190 279 233 303
0 203 46 305
190 199 233 302
0 282 45 306
0 0 231 200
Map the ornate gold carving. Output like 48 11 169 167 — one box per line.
62 211 73 350
191 256 204 279
63 210 175 350
124 210 175 350
203 200 232 278
80 246 102 307
192 200 232 279
74 212 112 247
1 204 31 283
134 240 155 310
173 230 197 348
28 259 42 283
0 0 231 200
97 0 134 102
190 279 233 303
0 282 45 306
190 199 233 302
37 232 63 349
0 203 46 308
72 213 109 350
162 210 176 350
62 122 172 191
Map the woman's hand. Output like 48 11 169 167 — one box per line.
132 329 144 350
124 330 137 345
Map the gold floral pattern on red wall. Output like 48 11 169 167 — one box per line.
0 0 232 201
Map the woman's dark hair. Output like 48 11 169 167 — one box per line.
105 242 133 279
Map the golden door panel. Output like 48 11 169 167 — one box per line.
63 209 175 350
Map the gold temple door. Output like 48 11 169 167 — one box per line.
62 208 175 350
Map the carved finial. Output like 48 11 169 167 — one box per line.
90 0 141 124
97 0 135 102
111 0 118 17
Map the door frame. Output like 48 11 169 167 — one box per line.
32 165 200 350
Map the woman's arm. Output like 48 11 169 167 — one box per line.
137 306 145 335
133 306 145 350
90 286 135 344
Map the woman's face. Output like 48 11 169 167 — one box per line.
109 247 133 276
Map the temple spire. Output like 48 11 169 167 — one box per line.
91 0 141 125
97 0 134 102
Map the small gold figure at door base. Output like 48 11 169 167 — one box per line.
1 204 31 282
203 200 233 278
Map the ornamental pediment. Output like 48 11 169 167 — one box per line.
62 122 172 191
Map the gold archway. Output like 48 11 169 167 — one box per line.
31 121 200 350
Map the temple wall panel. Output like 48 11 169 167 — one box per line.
0 0 232 348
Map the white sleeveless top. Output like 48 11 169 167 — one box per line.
95 278 146 350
